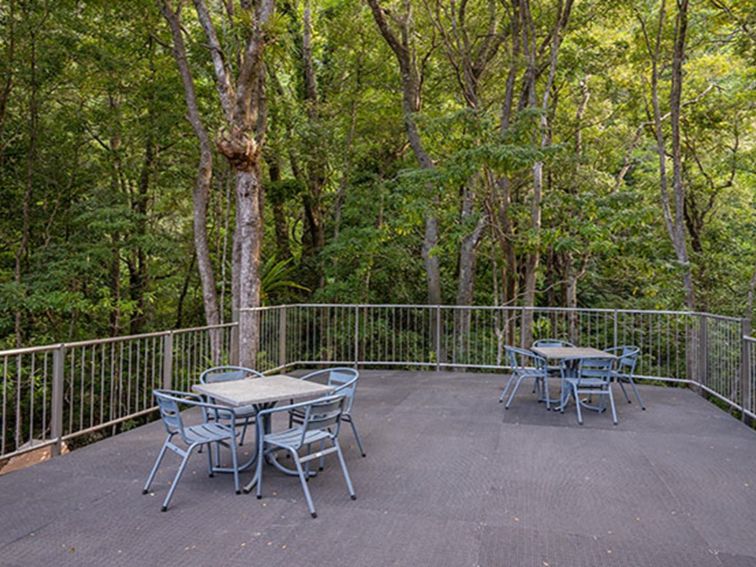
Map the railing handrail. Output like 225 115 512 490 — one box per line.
240 303 745 322
0 322 237 358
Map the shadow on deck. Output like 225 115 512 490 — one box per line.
1 370 755 567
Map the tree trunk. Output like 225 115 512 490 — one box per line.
521 0 573 347
159 0 222 359
235 168 264 368
14 22 36 347
367 0 442 306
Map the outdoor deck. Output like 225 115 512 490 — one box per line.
1 370 755 567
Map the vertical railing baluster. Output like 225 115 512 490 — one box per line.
51 344 65 457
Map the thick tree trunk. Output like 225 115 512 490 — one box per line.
235 168 264 368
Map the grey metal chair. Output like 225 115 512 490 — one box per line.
500 346 551 410
559 357 618 425
605 346 645 409
533 338 575 348
290 368 365 457
532 339 575 379
199 365 263 446
255 394 356 518
143 389 241 511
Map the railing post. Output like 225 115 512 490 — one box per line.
520 307 527 349
353 305 360 368
51 344 65 457
741 318 752 423
162 332 173 390
613 310 619 348
436 305 441 371
230 309 240 366
279 306 287 369
698 315 708 387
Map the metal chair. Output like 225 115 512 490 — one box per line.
289 368 365 457
143 389 241 511
255 394 356 518
559 357 618 425
532 339 575 379
605 346 645 409
199 365 263 446
533 339 576 348
500 346 551 409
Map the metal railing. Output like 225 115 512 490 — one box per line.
0 323 236 461
1 304 753 462
252 304 755 422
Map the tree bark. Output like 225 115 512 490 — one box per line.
158 0 222 359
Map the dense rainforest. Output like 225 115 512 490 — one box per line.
0 0 753 351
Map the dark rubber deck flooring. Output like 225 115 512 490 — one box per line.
1 370 756 567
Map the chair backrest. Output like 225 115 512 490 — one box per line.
576 357 615 385
300 367 359 413
297 395 346 447
154 390 187 440
612 346 639 374
199 365 263 384
533 338 575 348
505 346 547 374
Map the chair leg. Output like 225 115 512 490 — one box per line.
229 436 241 494
255 427 265 499
334 438 356 500
290 449 317 518
573 385 583 425
143 438 170 494
161 446 194 512
319 439 326 471
628 377 646 410
618 379 631 403
347 417 366 457
504 376 524 409
499 375 515 402
304 443 312 478
239 418 249 446
207 441 215 477
608 387 618 425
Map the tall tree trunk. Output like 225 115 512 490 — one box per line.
159 0 222 359
644 0 695 310
300 0 326 288
367 0 442 306
521 0 573 347
14 22 36 347
669 0 695 309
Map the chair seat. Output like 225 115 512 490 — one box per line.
264 427 332 450
183 422 236 445
565 377 609 389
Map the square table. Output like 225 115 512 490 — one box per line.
530 346 615 360
192 375 335 492
192 374 334 407
529 346 616 411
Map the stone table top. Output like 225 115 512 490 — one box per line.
192 375 334 407
530 346 615 360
